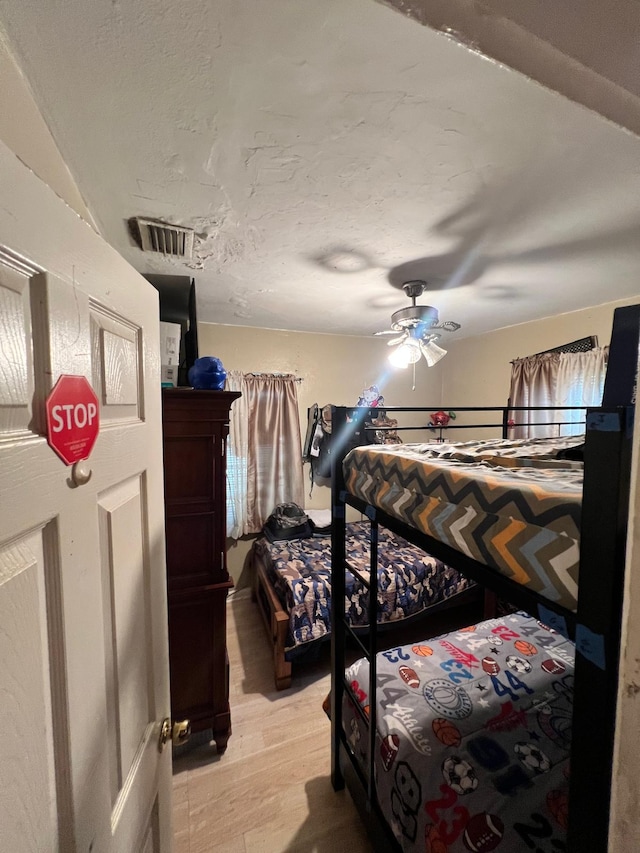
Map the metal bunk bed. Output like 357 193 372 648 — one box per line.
329 393 633 852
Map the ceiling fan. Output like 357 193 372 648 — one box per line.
375 280 461 368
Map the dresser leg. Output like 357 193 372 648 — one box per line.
213 730 230 754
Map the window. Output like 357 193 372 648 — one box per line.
509 346 608 438
225 371 304 537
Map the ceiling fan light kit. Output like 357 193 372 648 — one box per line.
389 338 422 368
376 280 460 369
420 339 448 367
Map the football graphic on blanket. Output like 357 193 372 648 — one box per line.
399 665 420 688
380 734 400 771
541 658 566 675
463 812 504 852
481 656 500 674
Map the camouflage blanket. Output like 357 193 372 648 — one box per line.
253 522 475 653
343 611 572 852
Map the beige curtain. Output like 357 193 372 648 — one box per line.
509 353 559 438
509 348 608 438
226 371 304 537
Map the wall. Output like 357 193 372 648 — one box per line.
442 294 640 407
197 322 446 585
0 32 94 225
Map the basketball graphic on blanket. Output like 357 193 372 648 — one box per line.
462 813 504 852
399 665 420 688
538 704 572 748
541 658 566 675
458 624 477 632
425 823 448 853
514 639 538 656
547 788 570 830
481 656 500 675
412 643 434 657
432 718 461 747
424 679 473 720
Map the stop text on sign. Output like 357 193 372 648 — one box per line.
50 402 98 431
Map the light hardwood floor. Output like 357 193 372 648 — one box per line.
172 589 374 852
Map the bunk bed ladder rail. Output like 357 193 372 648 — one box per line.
331 406 379 787
330 407 398 849
334 514 380 806
330 404 352 793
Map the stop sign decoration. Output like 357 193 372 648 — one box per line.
46 375 100 465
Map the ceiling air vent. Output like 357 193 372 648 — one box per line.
134 217 194 259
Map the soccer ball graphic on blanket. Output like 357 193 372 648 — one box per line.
514 741 551 774
442 755 478 795
506 654 532 674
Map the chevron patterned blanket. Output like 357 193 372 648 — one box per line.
343 436 584 612
253 521 475 653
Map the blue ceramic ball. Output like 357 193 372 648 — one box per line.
188 356 227 390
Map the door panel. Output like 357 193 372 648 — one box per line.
0 525 67 852
0 255 36 437
90 302 142 422
98 475 153 801
0 139 171 852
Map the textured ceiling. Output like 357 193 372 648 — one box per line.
1 0 640 341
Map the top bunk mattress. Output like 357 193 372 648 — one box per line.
343 435 584 612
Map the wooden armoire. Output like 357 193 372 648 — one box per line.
161 388 240 752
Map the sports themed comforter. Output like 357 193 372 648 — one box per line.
253 522 475 654
343 611 573 852
343 436 584 612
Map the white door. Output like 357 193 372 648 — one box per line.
0 140 172 852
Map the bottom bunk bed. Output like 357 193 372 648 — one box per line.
251 520 482 689
340 610 574 852
330 402 633 853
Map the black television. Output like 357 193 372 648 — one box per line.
144 274 199 386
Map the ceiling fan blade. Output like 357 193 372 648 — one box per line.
386 334 407 347
437 320 461 332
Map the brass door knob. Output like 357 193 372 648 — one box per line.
158 717 191 752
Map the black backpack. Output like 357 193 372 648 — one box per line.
263 502 313 543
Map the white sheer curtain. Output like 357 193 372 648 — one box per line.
225 370 248 539
556 349 608 435
509 347 608 438
225 371 304 538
